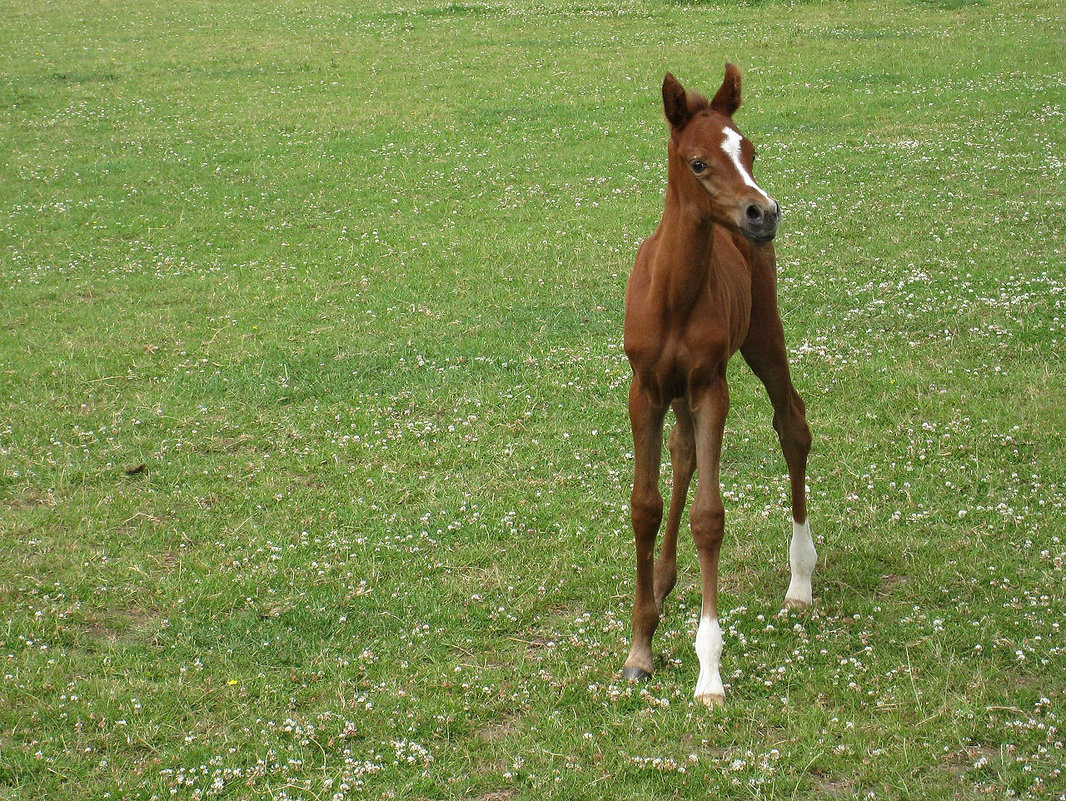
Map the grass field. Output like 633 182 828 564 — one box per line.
2 0 1064 798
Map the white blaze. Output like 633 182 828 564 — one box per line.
720 127 771 203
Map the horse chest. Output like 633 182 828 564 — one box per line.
626 223 753 403
626 299 746 403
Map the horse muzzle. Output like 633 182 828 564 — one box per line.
739 199 780 244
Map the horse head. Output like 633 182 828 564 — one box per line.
662 64 780 245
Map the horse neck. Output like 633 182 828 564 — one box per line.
658 155 718 311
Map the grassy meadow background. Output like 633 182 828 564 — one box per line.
1 0 1064 798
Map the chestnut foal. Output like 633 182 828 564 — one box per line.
622 65 816 706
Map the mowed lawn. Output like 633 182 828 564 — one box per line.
1 0 1064 798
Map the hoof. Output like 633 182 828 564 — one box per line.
696 693 725 708
622 666 652 683
783 597 811 611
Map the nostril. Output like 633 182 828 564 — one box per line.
745 204 762 223
771 201 781 219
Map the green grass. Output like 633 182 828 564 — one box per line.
1 0 1064 798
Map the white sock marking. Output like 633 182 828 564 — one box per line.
720 127 771 203
785 518 817 607
693 615 724 699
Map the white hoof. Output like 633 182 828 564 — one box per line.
696 692 725 708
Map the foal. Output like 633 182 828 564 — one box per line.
622 65 816 706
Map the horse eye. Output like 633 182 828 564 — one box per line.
690 159 707 174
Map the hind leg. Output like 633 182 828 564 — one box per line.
741 298 816 609
654 399 696 611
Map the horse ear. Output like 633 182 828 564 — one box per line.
663 73 710 132
710 63 742 117
663 73 691 130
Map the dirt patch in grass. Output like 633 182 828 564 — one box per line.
84 605 161 644
516 633 555 655
3 490 57 510
476 715 520 743
204 433 256 453
117 511 165 533
942 743 1001 777
809 769 856 798
877 573 909 597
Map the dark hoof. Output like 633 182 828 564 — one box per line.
623 666 652 683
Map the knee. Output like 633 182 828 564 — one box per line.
690 501 724 550
631 490 664 532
